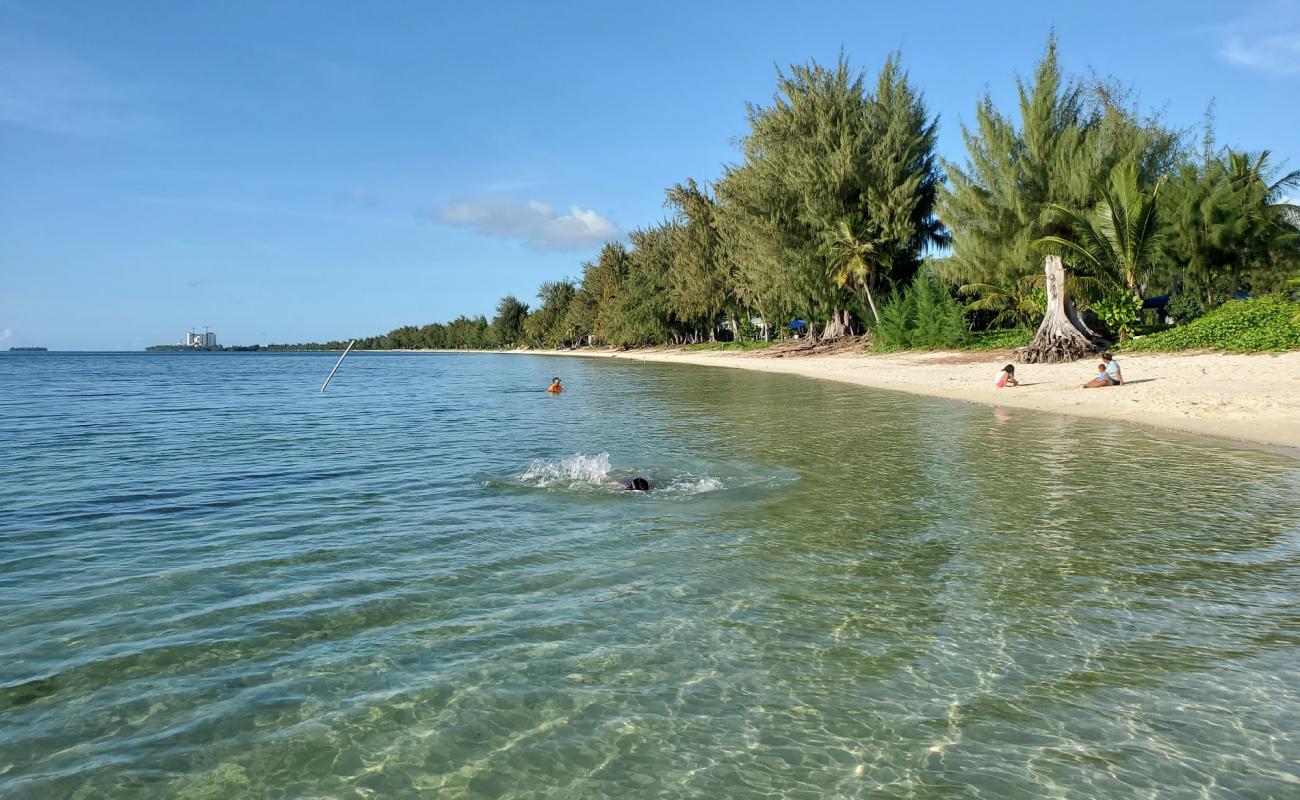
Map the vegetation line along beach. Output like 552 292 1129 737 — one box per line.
294 37 1298 370
266 38 1298 445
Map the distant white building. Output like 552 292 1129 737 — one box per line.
185 330 217 347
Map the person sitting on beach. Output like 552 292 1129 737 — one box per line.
1082 353 1124 388
547 377 564 394
995 364 1019 388
1102 353 1124 385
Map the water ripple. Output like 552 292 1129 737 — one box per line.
0 352 1297 798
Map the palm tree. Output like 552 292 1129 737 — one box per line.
823 216 882 324
1038 161 1163 295
1226 150 1300 294
1225 150 1300 208
957 277 1044 329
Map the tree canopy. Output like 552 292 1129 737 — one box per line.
317 37 1297 355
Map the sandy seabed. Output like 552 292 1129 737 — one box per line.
510 347 1300 451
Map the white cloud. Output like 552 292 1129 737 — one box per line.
1221 32 1300 74
435 197 620 250
0 37 154 136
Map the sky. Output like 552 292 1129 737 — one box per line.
2 0 1298 350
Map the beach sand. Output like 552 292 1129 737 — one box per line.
523 347 1300 451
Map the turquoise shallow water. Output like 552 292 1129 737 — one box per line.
1 352 1299 799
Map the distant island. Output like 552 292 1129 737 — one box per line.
9 347 47 352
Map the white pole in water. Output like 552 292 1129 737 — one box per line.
320 340 356 393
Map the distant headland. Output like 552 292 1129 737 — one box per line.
8 347 48 352
146 328 350 352
145 343 347 352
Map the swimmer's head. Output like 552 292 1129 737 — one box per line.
625 477 651 492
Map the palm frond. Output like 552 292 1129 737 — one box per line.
1268 168 1300 203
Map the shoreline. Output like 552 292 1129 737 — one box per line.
475 347 1300 452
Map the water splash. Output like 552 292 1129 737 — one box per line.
518 452 613 488
513 453 740 495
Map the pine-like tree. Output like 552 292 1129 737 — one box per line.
524 281 577 348
717 54 942 339
664 179 733 341
605 225 676 347
939 36 1176 295
489 295 530 348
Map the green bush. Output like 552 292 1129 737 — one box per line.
1166 292 1205 324
875 288 914 350
875 274 968 350
1126 295 1300 353
1094 291 1143 342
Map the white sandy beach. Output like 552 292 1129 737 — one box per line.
514 347 1300 450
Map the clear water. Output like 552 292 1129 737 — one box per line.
2 352 1298 799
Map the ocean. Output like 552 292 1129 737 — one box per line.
2 352 1298 798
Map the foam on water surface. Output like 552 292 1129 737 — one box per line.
512 452 780 496
518 452 614 488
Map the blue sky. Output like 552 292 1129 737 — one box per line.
2 0 1298 350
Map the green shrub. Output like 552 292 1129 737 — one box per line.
1093 291 1143 342
875 274 967 350
1126 295 1300 353
912 274 968 348
875 288 915 350
1166 291 1205 324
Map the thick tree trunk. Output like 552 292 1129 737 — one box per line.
1065 296 1101 341
1018 255 1096 364
821 308 853 339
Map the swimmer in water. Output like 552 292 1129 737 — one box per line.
607 477 651 491
547 377 564 394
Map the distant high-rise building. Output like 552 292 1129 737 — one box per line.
184 330 217 347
